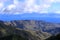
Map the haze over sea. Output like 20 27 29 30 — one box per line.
0 13 60 23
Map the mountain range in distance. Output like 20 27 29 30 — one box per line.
4 20 60 34
0 20 60 40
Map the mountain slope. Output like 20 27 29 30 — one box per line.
4 20 60 34
0 20 52 40
0 20 60 40
46 34 60 40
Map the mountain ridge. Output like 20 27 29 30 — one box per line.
0 20 60 40
3 20 60 34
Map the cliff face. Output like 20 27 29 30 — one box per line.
0 20 60 40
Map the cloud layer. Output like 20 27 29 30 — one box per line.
0 0 60 14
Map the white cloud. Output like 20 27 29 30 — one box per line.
7 4 16 10
23 0 51 14
33 5 40 12
55 0 60 2
13 0 19 4
0 0 60 14
0 0 52 14
43 4 50 8
55 11 60 14
40 11 48 13
0 2 4 10
14 12 20 14
0 0 7 2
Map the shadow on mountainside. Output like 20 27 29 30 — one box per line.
46 34 60 40
0 34 28 40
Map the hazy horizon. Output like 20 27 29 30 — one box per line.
0 0 60 23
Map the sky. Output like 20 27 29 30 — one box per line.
0 0 60 22
0 0 60 14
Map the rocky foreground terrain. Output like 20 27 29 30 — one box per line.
0 20 60 40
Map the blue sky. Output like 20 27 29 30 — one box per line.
0 0 60 14
0 0 60 23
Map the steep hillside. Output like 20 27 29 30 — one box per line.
46 34 60 40
0 20 60 40
4 20 60 34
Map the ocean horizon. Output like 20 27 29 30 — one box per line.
0 13 60 23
